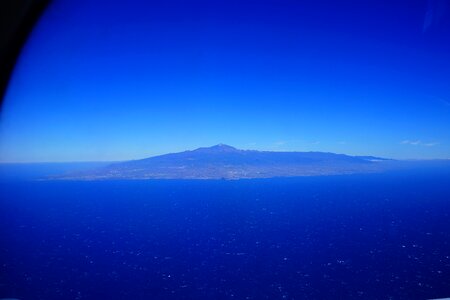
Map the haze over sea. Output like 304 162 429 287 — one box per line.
1 163 450 299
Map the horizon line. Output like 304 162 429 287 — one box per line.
1 144 450 163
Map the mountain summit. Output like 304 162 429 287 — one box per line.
192 144 240 153
55 145 394 180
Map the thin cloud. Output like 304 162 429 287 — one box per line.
439 97 450 107
401 140 421 145
424 142 439 147
401 140 438 147
423 0 448 32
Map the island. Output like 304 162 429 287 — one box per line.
53 144 396 180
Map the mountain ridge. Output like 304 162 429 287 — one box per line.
54 144 394 180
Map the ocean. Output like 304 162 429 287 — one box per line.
1 166 450 299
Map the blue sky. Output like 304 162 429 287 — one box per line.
1 0 449 162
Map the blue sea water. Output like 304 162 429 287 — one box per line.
1 166 450 299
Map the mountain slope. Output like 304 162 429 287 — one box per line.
56 144 393 180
